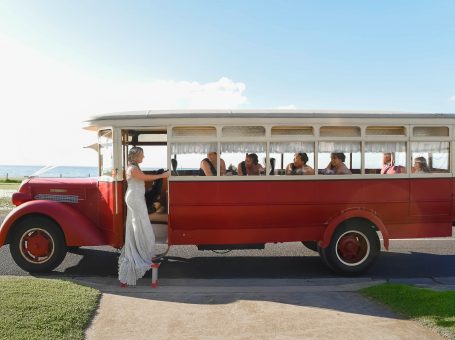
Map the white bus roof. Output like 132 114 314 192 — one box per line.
84 109 455 129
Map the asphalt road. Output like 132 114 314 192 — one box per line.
1 233 454 279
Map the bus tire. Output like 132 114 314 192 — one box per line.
302 241 318 252
9 216 67 273
317 243 335 271
320 223 379 274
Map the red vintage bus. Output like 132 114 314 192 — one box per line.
1 110 453 273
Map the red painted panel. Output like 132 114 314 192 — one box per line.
0 200 107 246
3 176 452 249
97 181 124 247
169 178 453 245
410 178 452 216
171 179 410 206
170 226 324 245
0 178 125 248
387 222 452 238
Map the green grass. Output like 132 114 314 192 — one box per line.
0 277 100 340
361 283 455 338
0 179 22 184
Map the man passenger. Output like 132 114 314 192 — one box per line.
199 152 226 176
323 153 352 175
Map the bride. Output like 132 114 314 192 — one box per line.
118 147 170 286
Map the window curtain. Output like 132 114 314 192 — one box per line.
365 142 406 153
221 142 266 153
411 142 449 153
270 142 314 153
171 143 217 154
319 142 361 153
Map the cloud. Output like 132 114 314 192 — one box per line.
0 35 248 117
102 77 247 112
148 77 247 109
0 35 248 165
450 96 455 101
275 104 297 109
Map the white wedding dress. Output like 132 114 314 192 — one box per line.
118 165 155 285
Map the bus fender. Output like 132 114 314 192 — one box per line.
320 209 389 250
0 200 106 247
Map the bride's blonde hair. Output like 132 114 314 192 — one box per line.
128 147 143 166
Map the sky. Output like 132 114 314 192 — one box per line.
0 0 454 166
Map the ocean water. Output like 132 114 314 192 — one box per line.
0 165 98 179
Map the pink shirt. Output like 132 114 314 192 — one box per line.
381 164 401 174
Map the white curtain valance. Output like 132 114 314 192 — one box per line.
171 143 217 154
411 141 449 153
319 142 360 153
221 143 266 153
365 142 406 153
270 142 314 153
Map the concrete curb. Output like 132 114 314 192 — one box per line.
69 276 455 294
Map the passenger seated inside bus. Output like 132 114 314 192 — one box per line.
199 152 226 176
412 156 431 173
142 169 169 224
285 152 315 175
237 153 265 176
145 169 166 213
269 157 276 175
381 152 405 174
322 152 352 175
171 158 178 176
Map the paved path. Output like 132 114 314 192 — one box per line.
81 277 450 340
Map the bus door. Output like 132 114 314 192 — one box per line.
123 129 169 245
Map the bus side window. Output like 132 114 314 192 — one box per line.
318 142 360 175
411 142 450 174
269 142 315 176
221 143 266 176
364 142 406 175
171 143 217 176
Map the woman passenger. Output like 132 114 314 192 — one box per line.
238 153 265 176
413 156 430 173
285 152 315 175
381 152 403 174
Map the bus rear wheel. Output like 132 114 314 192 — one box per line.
9 216 67 273
319 223 379 274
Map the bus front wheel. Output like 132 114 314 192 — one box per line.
9 216 67 273
319 223 380 274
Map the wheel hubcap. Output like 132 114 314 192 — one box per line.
336 231 370 266
20 228 55 264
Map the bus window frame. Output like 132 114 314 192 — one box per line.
409 124 452 177
165 122 455 181
361 124 409 178
98 128 115 182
